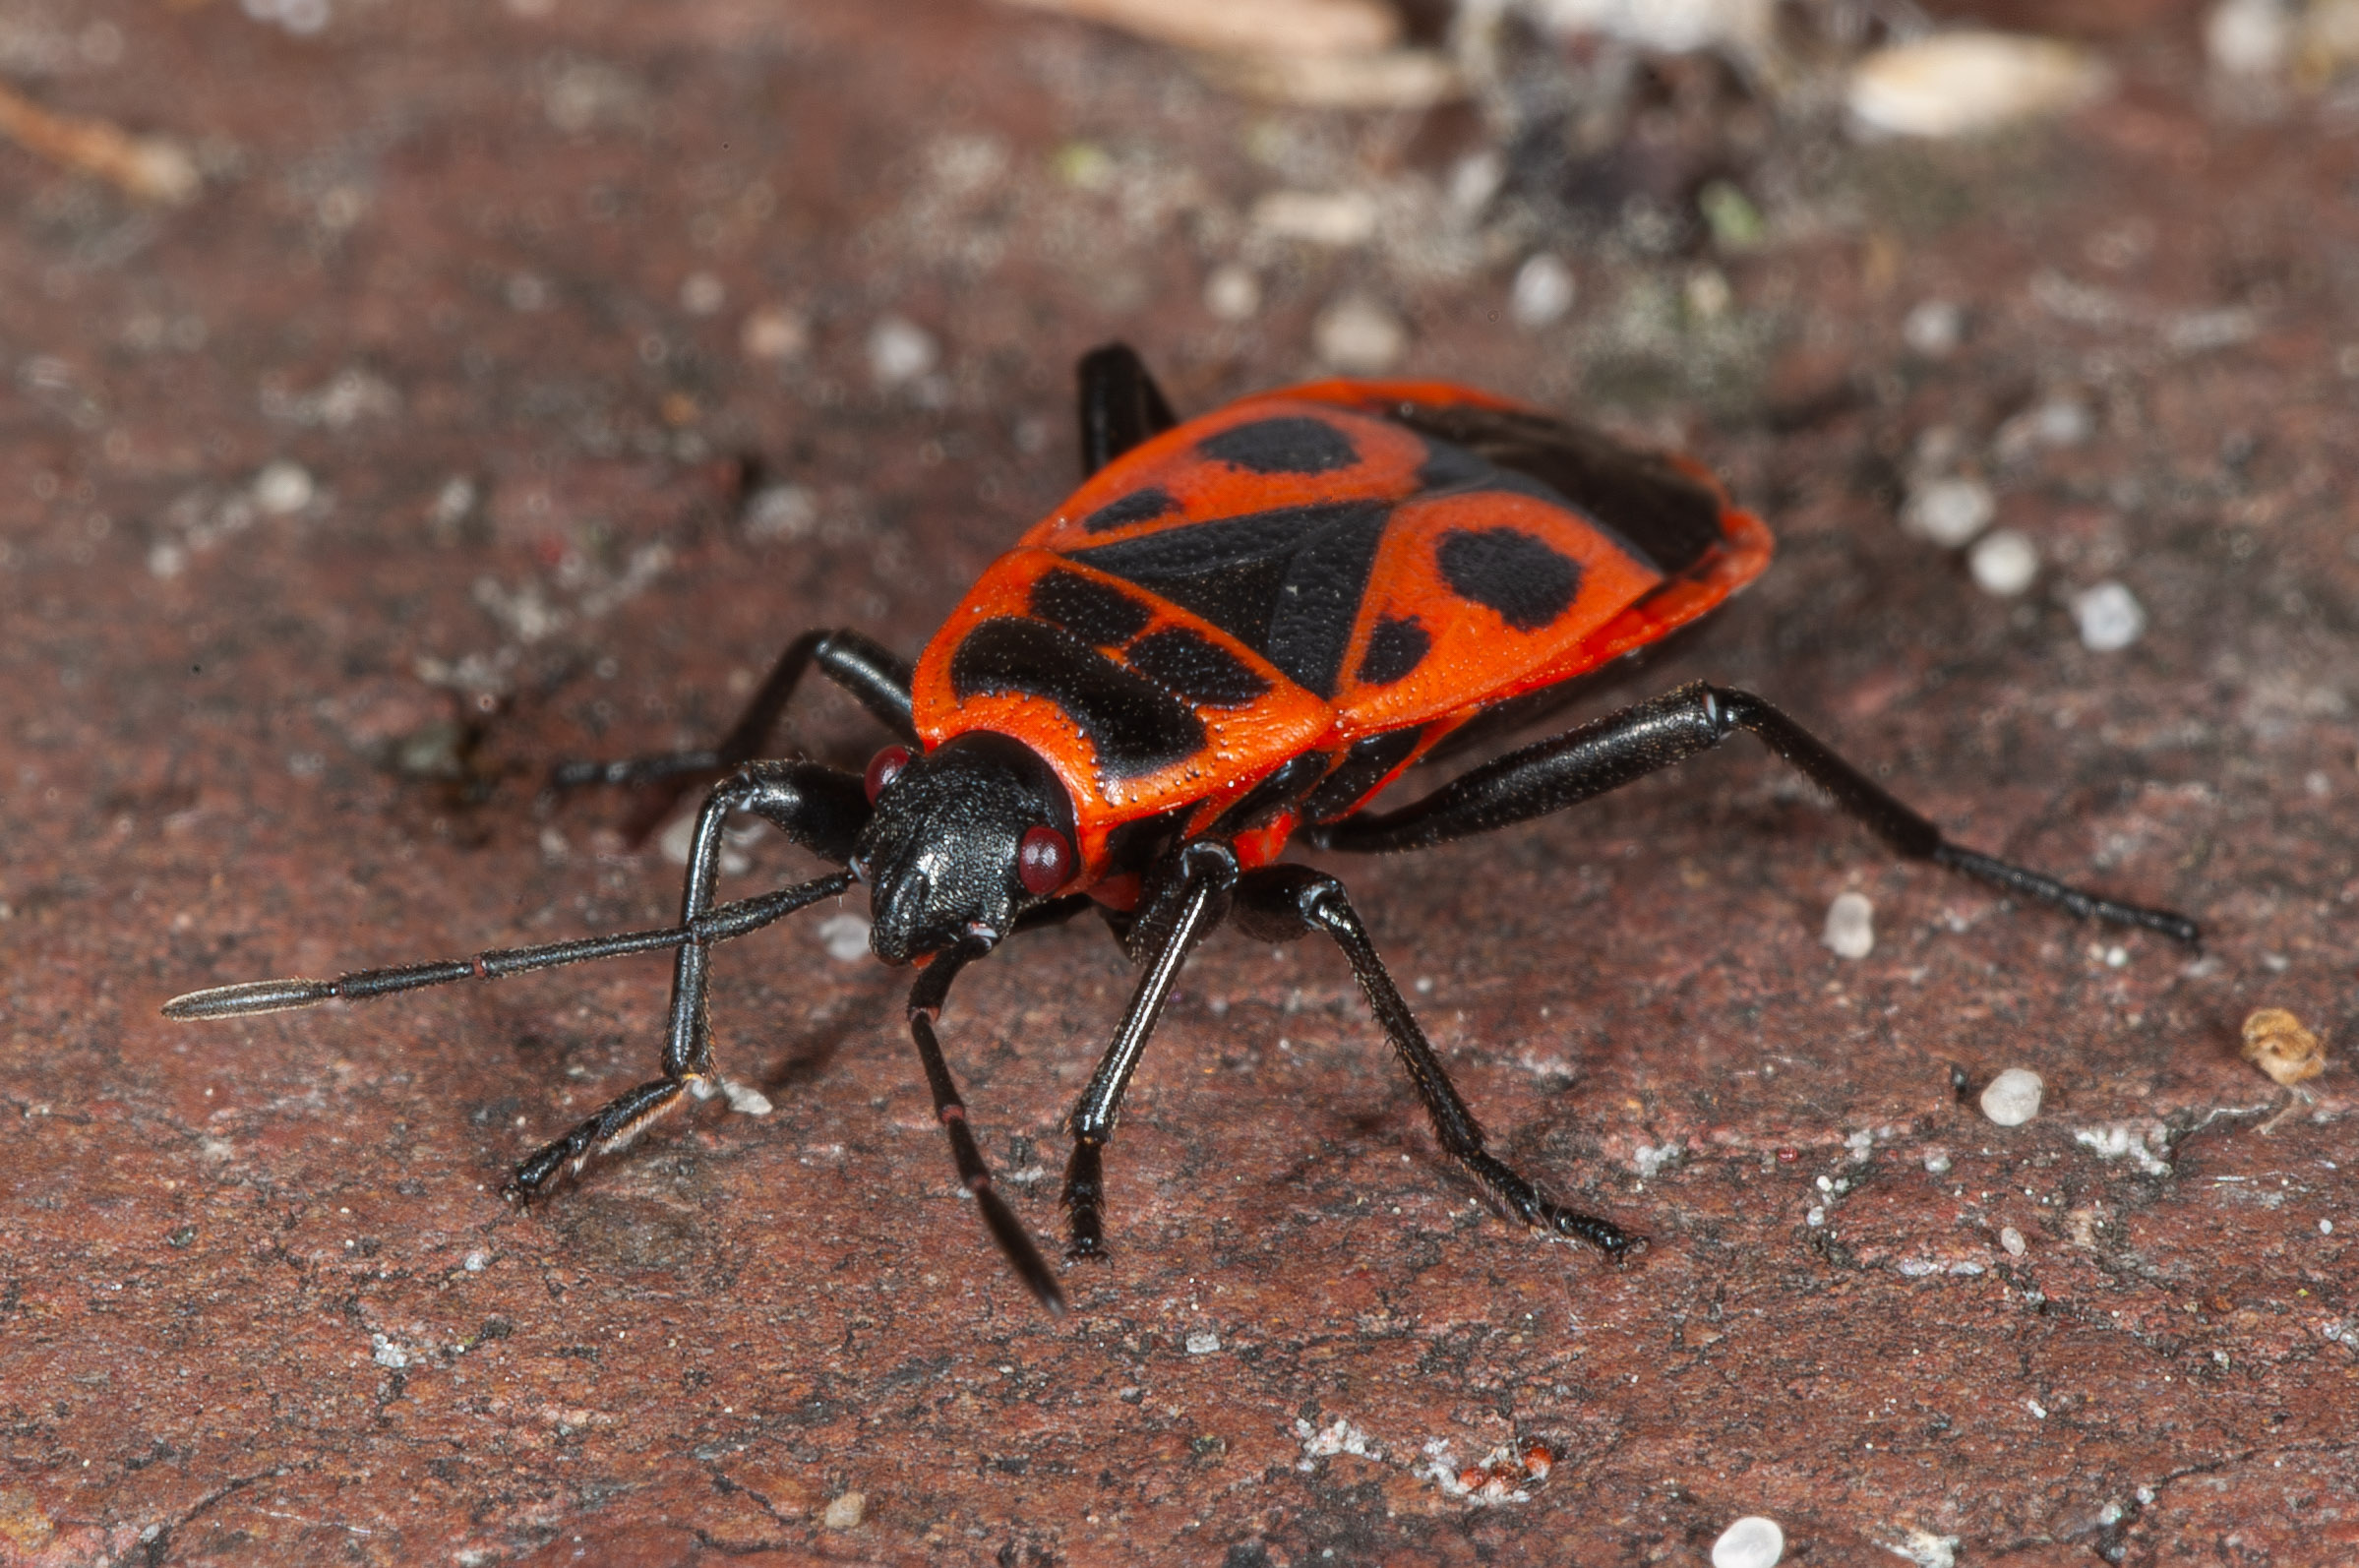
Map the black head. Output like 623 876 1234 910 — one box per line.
849 732 1078 964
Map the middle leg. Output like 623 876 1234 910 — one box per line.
1234 864 1640 1258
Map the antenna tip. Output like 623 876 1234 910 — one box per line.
162 978 336 1020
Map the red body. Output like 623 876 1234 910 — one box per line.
909 380 1773 908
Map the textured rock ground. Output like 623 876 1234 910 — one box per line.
0 2 2352 1563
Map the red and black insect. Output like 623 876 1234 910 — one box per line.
166 345 2199 1314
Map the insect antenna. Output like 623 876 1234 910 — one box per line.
162 871 854 1021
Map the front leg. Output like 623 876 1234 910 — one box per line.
509 760 870 1196
1061 841 1240 1261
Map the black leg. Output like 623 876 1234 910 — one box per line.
1061 842 1240 1260
548 628 915 822
506 762 871 1195
1234 865 1641 1259
1076 343 1179 480
1313 681 2199 944
906 944 1065 1315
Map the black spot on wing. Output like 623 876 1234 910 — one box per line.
1197 417 1359 475
1071 501 1388 700
1389 403 1724 576
1437 527 1582 632
1028 568 1153 646
1081 486 1178 534
1124 628 1271 709
1302 728 1426 823
1356 615 1430 687
949 618 1204 780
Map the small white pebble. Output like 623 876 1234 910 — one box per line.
740 303 809 361
1968 529 2039 596
464 1250 488 1272
679 271 725 317
1823 891 1875 959
1250 189 1377 248
1712 1515 1784 1568
149 541 188 579
1313 296 1408 374
1923 1149 1952 1175
815 912 872 963
719 1079 773 1116
1203 264 1261 322
744 482 818 543
1806 1206 1825 1227
2324 1219 2334 1236
2207 0 2294 77
1509 254 1576 328
820 1491 866 1531
2072 580 2147 651
2027 1399 2048 1419
1902 476 1995 547
2001 1226 2026 1257
1980 1068 2045 1127
253 459 315 516
1185 1330 1221 1355
1904 299 1964 356
867 316 938 388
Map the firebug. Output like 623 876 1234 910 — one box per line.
167 344 2199 1313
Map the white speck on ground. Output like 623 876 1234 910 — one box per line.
740 303 808 361
1969 529 2039 595
1904 298 1964 356
719 1079 773 1116
2001 1226 2026 1256
815 912 872 962
867 316 938 388
1204 263 1261 321
253 459 315 515
1887 1527 1962 1568
1711 1514 1784 1568
1634 1142 1683 1178
1922 1148 1953 1175
1980 1068 2044 1126
821 1491 866 1531
1250 189 1377 247
1824 891 1875 958
1509 253 1576 327
2075 1121 2173 1176
2072 580 2147 651
1846 30 2111 139
1184 1330 1221 1355
1296 1415 1378 1469
659 813 750 876
370 1333 409 1369
1313 295 1407 373
1902 475 1995 547
679 271 724 316
743 482 818 543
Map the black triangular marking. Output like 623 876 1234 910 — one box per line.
1070 500 1390 699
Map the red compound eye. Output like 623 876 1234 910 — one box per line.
1016 824 1071 897
864 745 911 803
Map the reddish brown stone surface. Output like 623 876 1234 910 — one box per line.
2 2 2353 1564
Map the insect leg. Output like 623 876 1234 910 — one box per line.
1234 865 1641 1259
906 944 1066 1315
1062 843 1239 1261
1075 342 1179 479
1314 682 2199 944
508 761 872 1196
548 628 915 797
